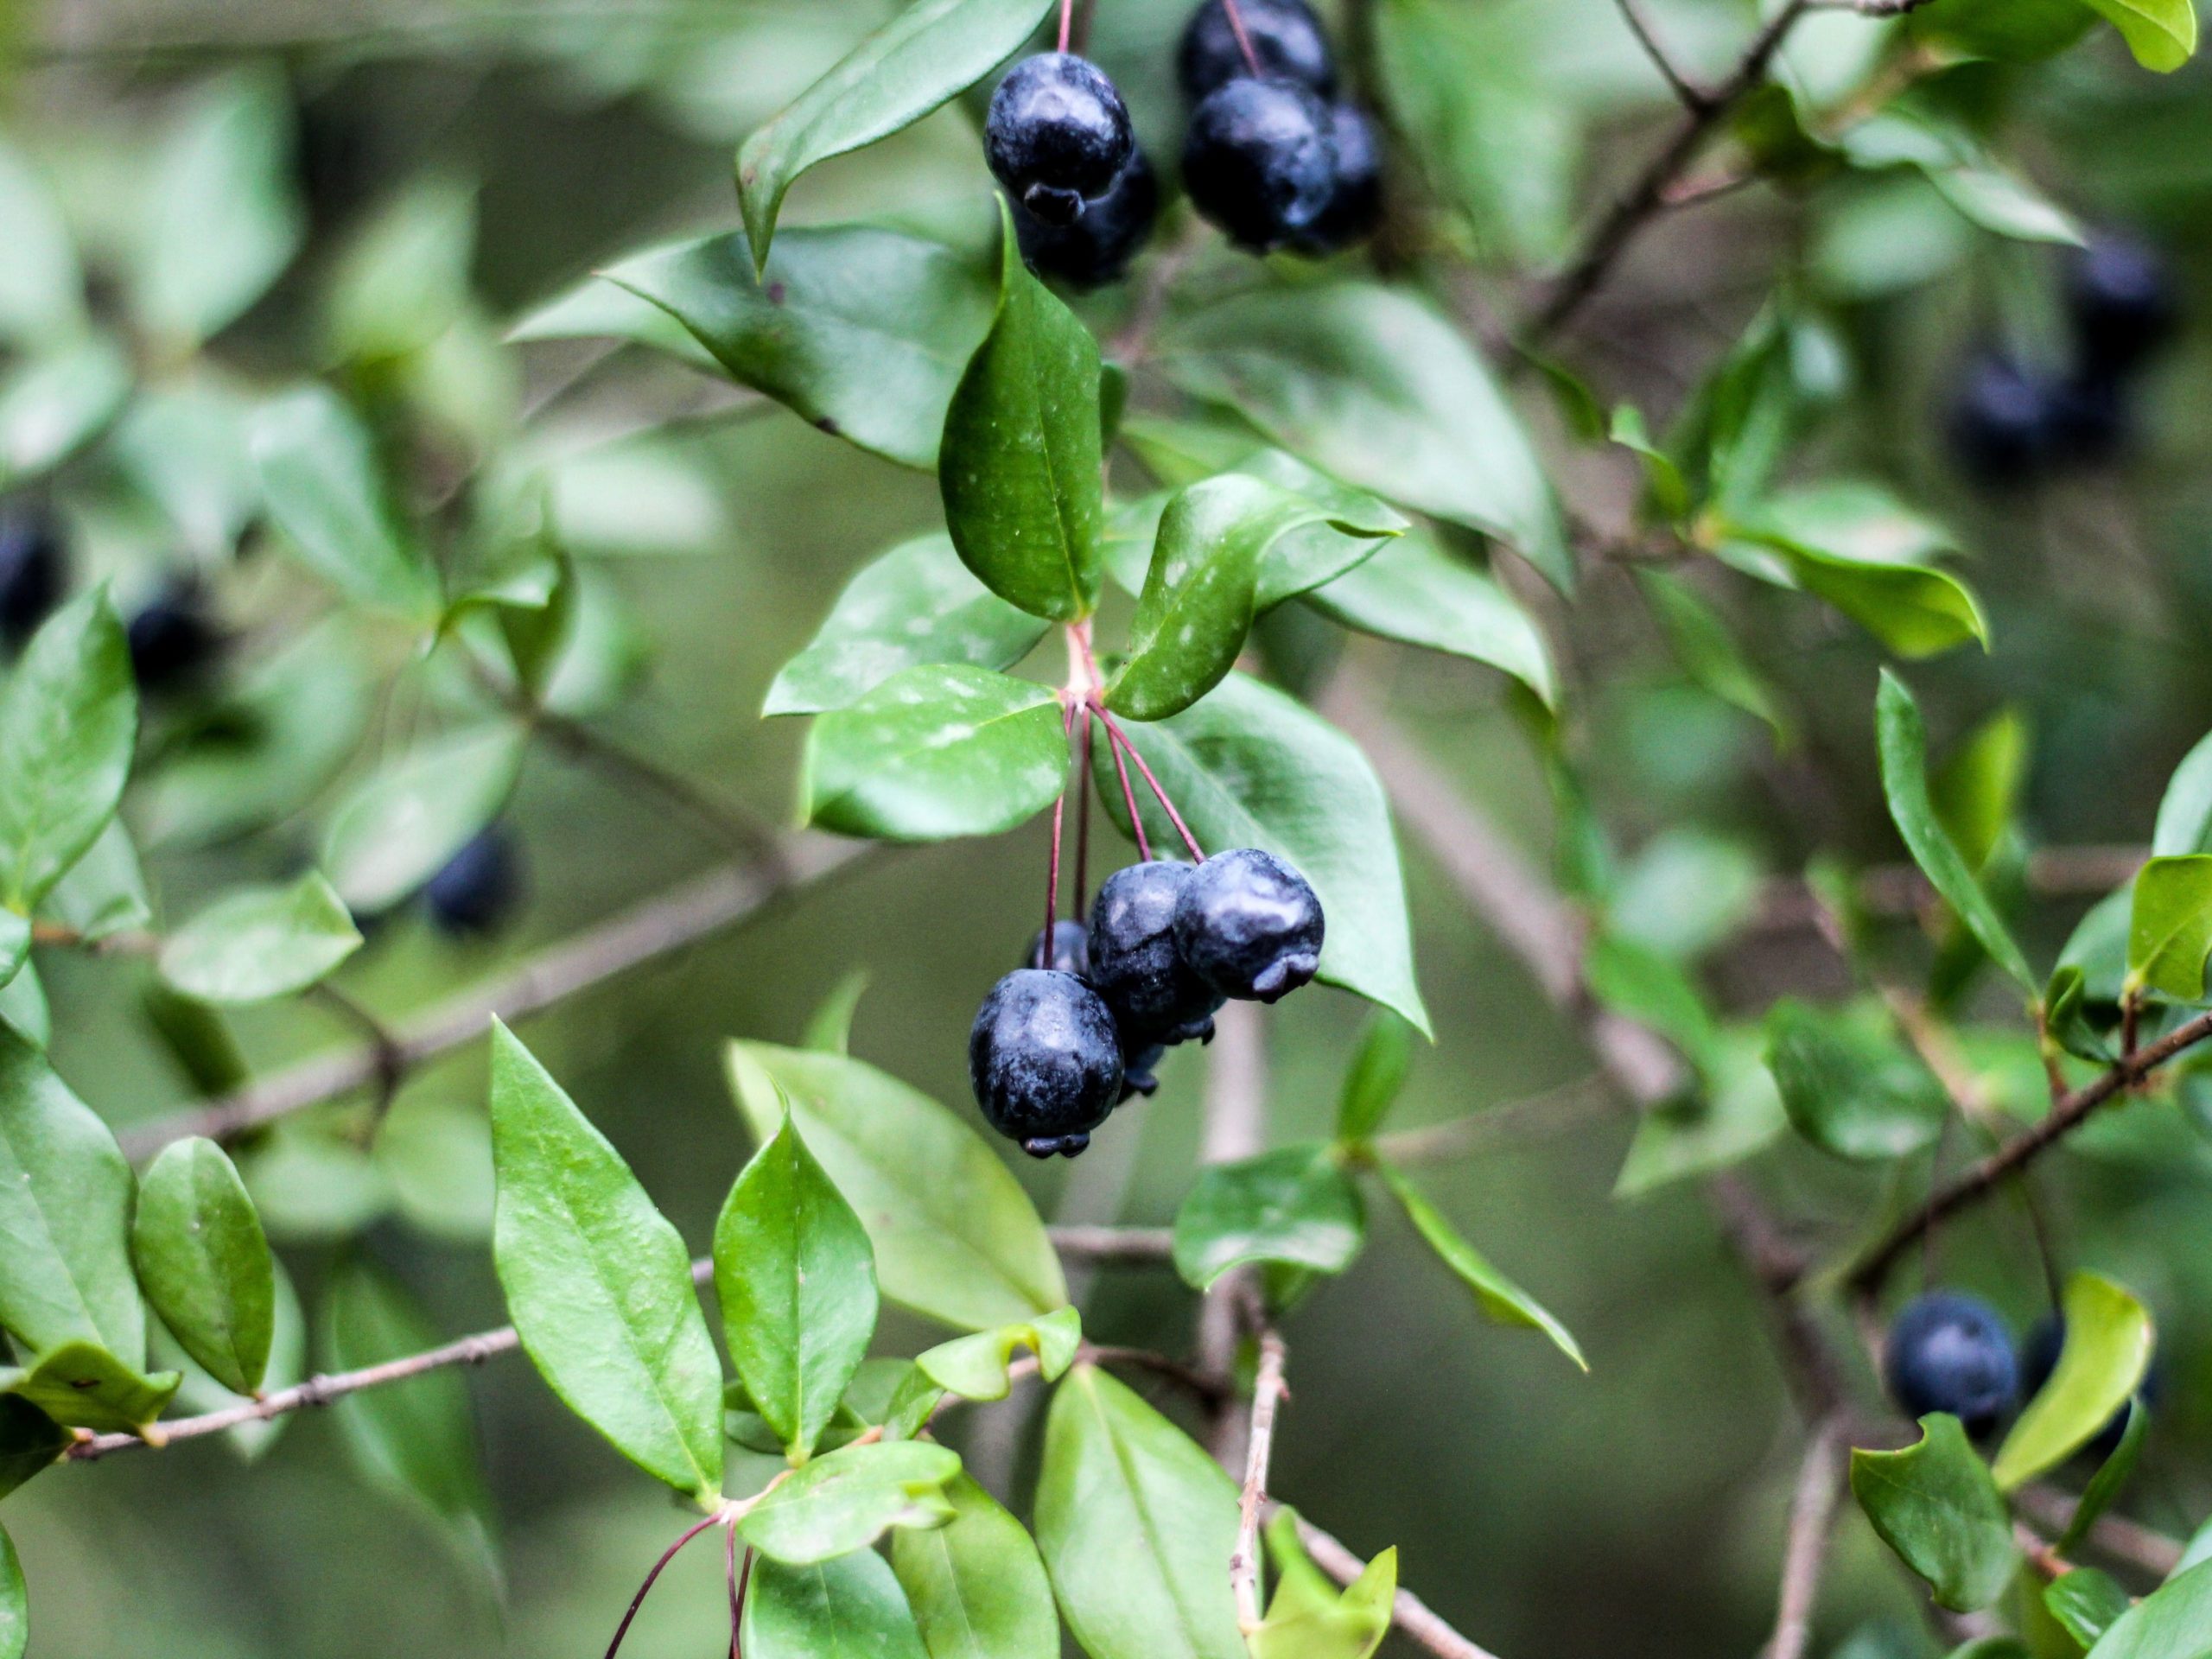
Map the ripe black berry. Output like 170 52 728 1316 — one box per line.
1182 77 1338 251
1025 918 1092 978
2020 1316 2153 1461
1173 848 1323 1002
1293 105 1382 254
1089 861 1224 1046
984 54 1135 226
1178 0 1336 103
969 969 1124 1159
126 582 221 693
0 505 64 647
2067 233 2178 378
425 829 523 937
1946 352 2058 488
1884 1292 2018 1440
1015 148 1159 288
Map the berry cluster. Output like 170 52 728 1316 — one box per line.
1949 232 2180 487
970 848 1323 1159
1883 1291 2153 1455
983 0 1380 287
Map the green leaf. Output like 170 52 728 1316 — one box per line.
111 375 262 560
1093 672 1427 1033
130 1137 274 1395
0 1525 23 1659
803 972 872 1057
1993 1273 2154 1491
324 1260 499 1580
0 1028 143 1365
374 1096 495 1244
1336 1011 1416 1143
151 1255 303 1462
1615 1027 1789 1197
1378 1162 1585 1369
2046 1570 2132 1649
1933 709 2029 873
1611 404 1693 524
0 963 41 1049
804 664 1068 842
2078 0 2197 71
2085 1559 2212 1657
321 179 474 364
728 1042 1067 1329
0 587 137 917
158 873 364 1006
249 386 441 620
1173 1144 1364 1291
916 1306 1082 1401
321 721 525 915
2128 855 2212 1001
0 337 131 488
2157 729 2212 856
715 1109 879 1463
1253 1511 1395 1659
0 139 82 346
0 1399 66 1503
1584 931 1718 1077
1764 999 1948 1160
1637 569 1791 746
1034 1366 1245 1659
1305 531 1557 709
1730 485 1986 658
1876 671 2036 993
2058 1400 2150 1554
487 1021 724 1500
740 1438 962 1564
1851 1414 2020 1612
735 0 1056 267
766 533 1049 717
940 211 1105 623
605 226 997 470
5 1342 179 1433
1109 475 1395 721
1164 283 1570 592
894 1471 1060 1659
42 818 149 945
744 1548 929 1659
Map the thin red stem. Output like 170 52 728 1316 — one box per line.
1217 0 1264 74
1097 708 1205 861
1074 704 1095 918
1058 0 1074 52
1103 721 1154 861
726 1532 750 1659
1040 703 1077 965
604 1513 723 1659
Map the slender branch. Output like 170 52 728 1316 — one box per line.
1198 1002 1269 1465
1281 1509 1505 1659
1046 1224 1175 1262
1231 1327 1290 1634
2014 1484 2184 1580
1764 1420 1848 1659
1371 1074 1613 1165
1611 0 1710 111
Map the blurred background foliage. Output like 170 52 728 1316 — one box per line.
7 0 2212 1655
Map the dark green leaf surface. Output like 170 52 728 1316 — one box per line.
2046 1569 2132 1649
1993 1272 2153 1491
728 1043 1066 1328
2085 1558 2212 1657
766 533 1050 716
1035 1366 1245 1659
804 664 1067 842
1379 1163 1586 1370
0 588 136 918
158 873 363 1006
1306 532 1556 708
1851 1414 2019 1611
0 1397 67 1501
2059 1399 2149 1554
744 1548 929 1659
738 1439 961 1564
607 226 997 469
736 0 1055 265
893 1471 1060 1659
714 1111 879 1463
1336 1011 1416 1142
915 1306 1081 1401
940 217 1104 622
1173 1144 1364 1291
5 1342 179 1433
130 1137 275 1395
488 1022 724 1500
2128 855 2212 1001
1765 999 1948 1160
249 386 441 620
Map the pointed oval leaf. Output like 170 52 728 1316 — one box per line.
738 1439 963 1565
2127 855 2212 1002
250 386 440 620
1378 1162 1584 1370
1173 1144 1364 1291
744 1547 930 1659
0 587 137 913
1851 1414 2020 1612
321 721 525 914
159 873 364 1006
151 1255 304 1462
1306 532 1557 709
1254 1511 1395 1659
915 1306 1082 1402
1764 998 1948 1161
804 664 1067 842
130 1137 275 1395
1336 1011 1416 1143
2085 1558 2212 1658
1993 1273 2153 1491
894 1471 1059 1659
0 139 82 346
488 1022 724 1500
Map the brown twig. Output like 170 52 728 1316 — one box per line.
1231 1327 1290 1634
1612 0 1711 111
2013 1484 2184 1580
1045 1224 1176 1262
1197 1001 1270 1465
1764 1419 1849 1659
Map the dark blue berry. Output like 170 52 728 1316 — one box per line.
1173 848 1323 1002
1885 1292 2018 1440
2020 1316 2155 1462
1182 77 1338 251
2047 371 2131 468
1946 352 2059 488
1089 861 1224 1046
126 582 221 693
1178 0 1336 103
1015 148 1158 288
985 54 1134 226
425 829 524 937
0 506 64 646
2068 233 2178 378
1293 105 1382 254
969 969 1124 1158
1026 918 1092 977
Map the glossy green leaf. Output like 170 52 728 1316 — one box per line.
736 0 1056 266
0 1399 66 1503
1337 1011 1416 1143
1994 1273 2153 1491
158 873 364 1006
728 1042 1066 1328
1035 1366 1245 1659
804 664 1067 842
2059 1400 2150 1554
1173 1144 1363 1291
715 1109 879 1463
1164 283 1569 591
321 721 525 914
1876 671 2036 993
604 226 997 469
41 819 149 947
324 1260 499 1578
744 1548 930 1659
1379 1163 1584 1369
130 1137 274 1395
766 533 1050 717
0 1526 22 1659
6 1342 180 1433
249 386 441 620
1730 484 1986 659
1851 1414 2019 1612
2046 1570 2131 1649
2086 1558 2212 1657
1095 671 1427 1033
1253 1510 1395 1659
1305 531 1557 708
916 1306 1081 1401
1765 999 1948 1160
739 1439 962 1564
2079 0 2197 70
0 336 131 488
894 1471 1059 1659
1932 709 2028 873
0 587 137 918
2157 729 2212 857
940 213 1104 622
2128 855 2212 1001
488 1021 724 1500
0 1028 143 1365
